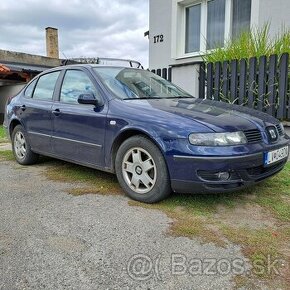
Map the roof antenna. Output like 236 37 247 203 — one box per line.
60 51 73 66
61 51 68 59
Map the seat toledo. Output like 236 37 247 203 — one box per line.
4 64 289 203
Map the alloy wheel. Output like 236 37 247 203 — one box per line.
122 147 157 194
14 131 27 160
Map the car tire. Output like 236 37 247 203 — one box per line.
115 135 171 203
12 125 39 165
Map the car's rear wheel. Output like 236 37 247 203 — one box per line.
115 135 171 203
12 125 39 165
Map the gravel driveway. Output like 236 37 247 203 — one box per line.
0 160 248 290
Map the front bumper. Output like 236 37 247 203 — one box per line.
169 145 289 194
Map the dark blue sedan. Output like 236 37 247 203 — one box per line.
3 64 289 203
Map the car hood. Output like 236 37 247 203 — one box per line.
122 98 278 133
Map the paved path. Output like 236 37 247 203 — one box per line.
0 161 245 290
0 143 11 151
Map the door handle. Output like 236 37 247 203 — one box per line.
52 109 60 116
20 105 26 111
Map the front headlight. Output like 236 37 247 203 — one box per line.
189 132 247 146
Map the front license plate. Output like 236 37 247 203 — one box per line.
264 146 289 165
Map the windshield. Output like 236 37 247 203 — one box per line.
93 67 193 100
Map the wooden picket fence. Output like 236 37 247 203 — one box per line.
199 53 290 120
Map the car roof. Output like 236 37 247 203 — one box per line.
40 64 143 74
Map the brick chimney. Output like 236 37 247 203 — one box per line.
45 27 59 59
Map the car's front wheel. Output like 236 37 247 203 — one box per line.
115 135 171 203
12 125 39 165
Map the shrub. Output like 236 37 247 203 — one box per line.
202 24 290 63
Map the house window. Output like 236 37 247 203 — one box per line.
232 0 252 38
182 0 252 54
207 0 226 49
185 4 201 53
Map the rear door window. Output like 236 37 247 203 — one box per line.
24 79 37 98
33 71 60 101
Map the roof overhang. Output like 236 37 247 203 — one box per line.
0 61 51 74
0 62 52 86
0 64 10 73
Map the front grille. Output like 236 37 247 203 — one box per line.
275 124 284 136
243 129 262 144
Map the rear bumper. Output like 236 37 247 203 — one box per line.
170 148 289 194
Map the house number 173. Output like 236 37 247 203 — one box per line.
153 34 164 43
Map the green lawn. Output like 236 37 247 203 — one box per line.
0 125 8 143
0 125 6 139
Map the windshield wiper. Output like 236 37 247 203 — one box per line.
122 96 194 100
164 96 194 99
123 96 162 100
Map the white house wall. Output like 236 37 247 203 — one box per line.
172 64 200 97
257 0 290 37
149 0 173 69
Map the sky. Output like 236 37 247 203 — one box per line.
0 0 149 67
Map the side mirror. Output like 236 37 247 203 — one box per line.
78 93 99 106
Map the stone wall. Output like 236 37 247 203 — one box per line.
0 49 61 67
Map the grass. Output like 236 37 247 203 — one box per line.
0 149 289 287
203 24 290 63
44 160 123 196
253 163 290 221
0 150 14 161
0 125 8 143
0 125 5 138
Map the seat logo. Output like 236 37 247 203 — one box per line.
267 127 278 142
269 129 277 139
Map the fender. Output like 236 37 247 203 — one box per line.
117 125 168 151
105 123 178 171
7 115 26 139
